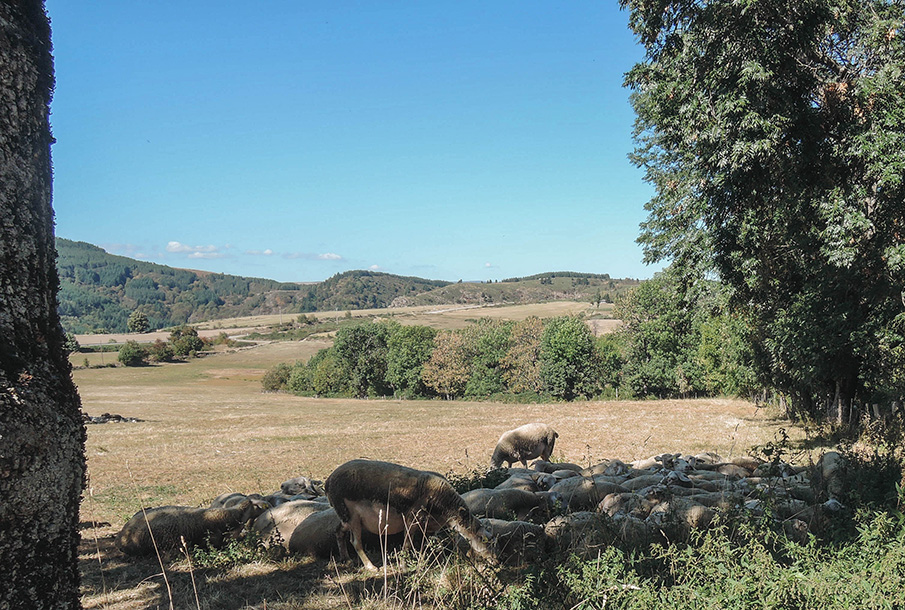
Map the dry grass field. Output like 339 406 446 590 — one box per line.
73 334 813 610
75 300 616 347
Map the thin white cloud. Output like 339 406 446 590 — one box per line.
165 240 225 260
283 251 345 261
369 264 381 271
166 241 218 254
245 249 274 256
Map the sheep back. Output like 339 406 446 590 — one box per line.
326 459 472 530
115 499 264 556
491 423 558 468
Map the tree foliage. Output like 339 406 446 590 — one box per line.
462 318 513 398
502 316 545 394
539 316 600 400
615 267 757 399
421 330 471 399
386 324 437 398
332 320 397 397
622 0 905 417
127 310 149 333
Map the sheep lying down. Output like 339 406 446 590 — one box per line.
325 458 497 571
115 499 267 556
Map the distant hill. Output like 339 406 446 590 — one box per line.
55 238 639 333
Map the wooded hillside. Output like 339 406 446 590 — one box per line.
56 238 638 333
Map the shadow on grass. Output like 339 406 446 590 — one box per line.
79 527 339 610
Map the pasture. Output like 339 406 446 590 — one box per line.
74 333 808 609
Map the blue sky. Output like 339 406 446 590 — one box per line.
46 1 659 283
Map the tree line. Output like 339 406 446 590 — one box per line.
263 273 760 402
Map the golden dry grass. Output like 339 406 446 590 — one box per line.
76 300 616 348
75 338 804 610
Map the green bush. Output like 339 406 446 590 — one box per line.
261 362 292 391
285 364 312 394
117 341 147 366
146 339 174 363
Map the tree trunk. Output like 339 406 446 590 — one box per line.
0 2 87 608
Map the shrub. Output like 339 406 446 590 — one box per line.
117 341 147 367
285 364 312 394
261 362 292 392
146 339 175 363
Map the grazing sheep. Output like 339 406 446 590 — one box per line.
462 488 561 523
252 499 332 549
325 459 496 571
491 423 558 469
115 499 267 556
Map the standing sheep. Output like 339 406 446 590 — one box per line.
491 423 559 469
325 459 496 571
115 499 267 556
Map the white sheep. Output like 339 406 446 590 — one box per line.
550 476 628 511
494 471 557 492
491 423 559 469
287 507 346 557
115 499 267 556
325 459 496 571
252 499 332 549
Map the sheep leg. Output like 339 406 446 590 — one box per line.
335 523 352 562
347 514 378 571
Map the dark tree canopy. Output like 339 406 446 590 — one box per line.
622 0 905 417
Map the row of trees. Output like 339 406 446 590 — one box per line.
264 316 607 401
264 280 758 402
117 325 206 366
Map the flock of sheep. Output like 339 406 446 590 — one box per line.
114 423 847 569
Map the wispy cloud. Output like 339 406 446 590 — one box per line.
283 251 345 262
166 241 226 259
245 249 274 256
369 264 381 271
167 241 219 254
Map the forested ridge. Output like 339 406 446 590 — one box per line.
56 238 636 333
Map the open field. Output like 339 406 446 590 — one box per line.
75 300 618 347
75 339 812 609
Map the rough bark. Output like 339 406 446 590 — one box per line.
0 2 87 608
